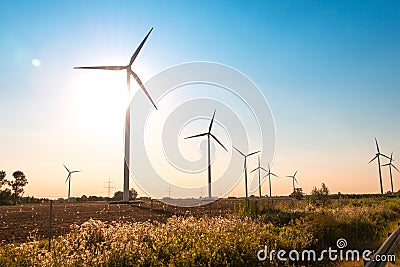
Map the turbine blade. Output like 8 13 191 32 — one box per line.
233 146 245 157
247 150 260 157
271 173 278 177
382 163 390 167
130 71 158 110
375 138 380 153
381 153 391 160
250 168 258 173
369 155 378 164
208 110 216 133
73 66 126 70
185 132 208 139
210 133 228 151
286 175 294 178
65 174 70 183
129 27 153 66
392 164 400 173
71 170 81 173
260 167 268 172
294 170 298 177
63 164 70 173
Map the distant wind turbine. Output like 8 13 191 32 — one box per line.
74 28 157 202
63 164 81 201
382 152 400 193
369 138 390 194
185 110 227 199
286 171 298 193
234 147 260 198
250 155 268 197
263 164 278 198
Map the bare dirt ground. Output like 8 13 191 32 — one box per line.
0 198 254 244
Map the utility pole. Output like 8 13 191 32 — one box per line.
166 187 173 198
104 177 115 198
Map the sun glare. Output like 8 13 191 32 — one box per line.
31 58 41 67
71 72 127 136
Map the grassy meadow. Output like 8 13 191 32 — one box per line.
1 197 400 266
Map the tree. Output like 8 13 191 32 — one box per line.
9 171 28 204
0 170 11 205
113 191 123 201
310 183 330 207
129 188 138 200
0 170 6 188
113 188 138 201
290 188 304 200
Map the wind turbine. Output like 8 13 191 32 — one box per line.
382 152 400 193
369 138 390 194
233 147 260 198
286 171 298 193
250 155 268 197
263 164 278 198
74 28 157 202
63 164 81 201
185 110 227 199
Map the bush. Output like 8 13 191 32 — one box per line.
289 188 304 200
309 183 330 207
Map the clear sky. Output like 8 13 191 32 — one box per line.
1 1 400 198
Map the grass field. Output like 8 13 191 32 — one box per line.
1 197 400 266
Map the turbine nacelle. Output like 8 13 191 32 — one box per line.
382 152 400 173
185 110 227 151
286 171 298 184
233 147 260 169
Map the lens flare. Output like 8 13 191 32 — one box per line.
31 58 41 67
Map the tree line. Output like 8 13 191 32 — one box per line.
0 170 138 205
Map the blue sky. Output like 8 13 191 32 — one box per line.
1 1 400 198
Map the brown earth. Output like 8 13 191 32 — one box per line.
0 198 261 244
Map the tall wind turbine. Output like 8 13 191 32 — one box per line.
369 138 390 194
185 110 227 199
263 164 278 197
382 152 400 193
233 147 260 198
250 155 268 197
286 171 298 193
63 164 81 201
74 28 157 202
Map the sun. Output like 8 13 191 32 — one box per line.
71 71 128 137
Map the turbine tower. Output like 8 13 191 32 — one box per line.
286 171 298 193
263 164 278 197
74 28 157 202
250 155 268 197
63 164 81 201
233 147 260 198
369 138 390 194
382 152 399 193
185 110 227 199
